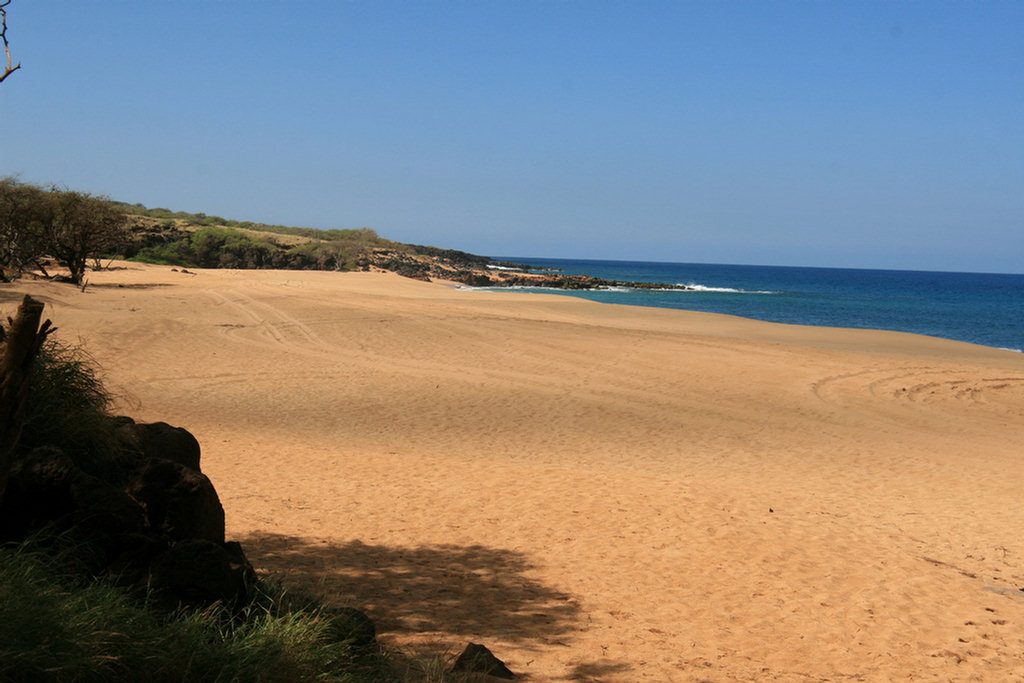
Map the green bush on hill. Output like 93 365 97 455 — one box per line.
131 225 405 272
4 190 476 283
132 227 277 269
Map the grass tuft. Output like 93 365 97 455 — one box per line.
18 336 119 473
0 542 395 682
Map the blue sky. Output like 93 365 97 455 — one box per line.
1 1 1022 272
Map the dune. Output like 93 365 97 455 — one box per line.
5 261 1024 682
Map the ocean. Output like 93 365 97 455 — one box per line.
489 258 1024 353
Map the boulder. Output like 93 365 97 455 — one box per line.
104 533 169 588
0 445 152 575
0 419 273 619
450 643 515 680
223 540 258 603
326 606 377 650
0 446 79 542
68 467 148 552
149 538 254 610
125 457 225 544
116 418 202 472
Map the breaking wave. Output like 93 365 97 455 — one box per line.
678 283 778 294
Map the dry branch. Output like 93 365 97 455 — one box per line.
0 295 55 501
0 0 21 85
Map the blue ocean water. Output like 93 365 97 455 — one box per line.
494 258 1024 352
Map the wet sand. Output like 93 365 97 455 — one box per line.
7 261 1024 682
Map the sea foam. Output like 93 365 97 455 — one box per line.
679 283 777 294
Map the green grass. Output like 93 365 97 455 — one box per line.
18 336 120 476
0 542 395 683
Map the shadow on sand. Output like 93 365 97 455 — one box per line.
238 533 632 680
240 532 638 679
86 282 175 289
240 532 580 646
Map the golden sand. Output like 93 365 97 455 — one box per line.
6 262 1024 682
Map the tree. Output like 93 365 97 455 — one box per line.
0 0 20 85
0 178 48 281
0 180 130 285
40 188 129 286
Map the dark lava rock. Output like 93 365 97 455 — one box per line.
450 643 515 680
125 457 225 544
116 418 202 472
149 538 254 610
0 446 145 548
326 606 377 649
0 446 79 541
69 469 148 545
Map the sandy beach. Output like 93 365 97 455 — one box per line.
5 261 1024 682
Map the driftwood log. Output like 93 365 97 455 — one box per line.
0 295 54 500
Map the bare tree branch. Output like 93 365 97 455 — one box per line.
0 295 55 501
0 0 21 85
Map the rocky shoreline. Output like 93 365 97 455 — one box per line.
359 247 694 292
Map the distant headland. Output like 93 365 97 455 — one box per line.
118 203 694 292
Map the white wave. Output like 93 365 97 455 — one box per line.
456 284 566 292
486 264 524 271
678 283 777 294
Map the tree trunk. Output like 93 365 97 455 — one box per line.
0 295 53 501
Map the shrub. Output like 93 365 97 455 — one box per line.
131 239 201 267
0 178 49 279
132 228 279 269
18 335 119 475
1 179 130 284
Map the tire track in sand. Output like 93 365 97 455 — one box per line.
205 288 331 351
811 365 1024 423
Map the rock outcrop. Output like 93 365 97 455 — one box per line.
125 455 225 544
357 247 694 292
450 642 516 680
116 418 202 471
1 420 253 616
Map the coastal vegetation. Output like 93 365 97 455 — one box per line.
116 203 498 280
0 178 427 279
1 179 692 294
0 178 128 285
128 224 395 272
